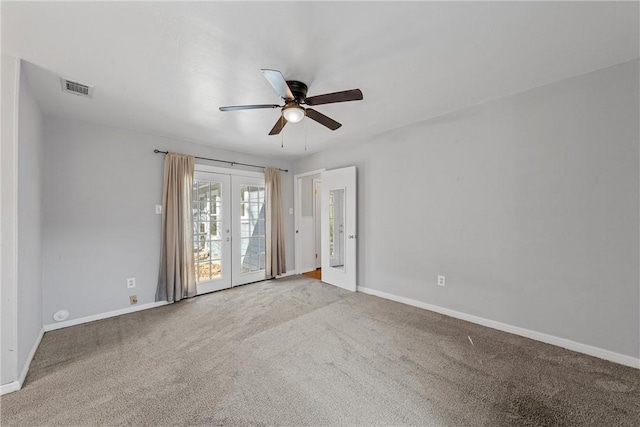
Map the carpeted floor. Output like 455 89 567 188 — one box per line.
2 276 639 426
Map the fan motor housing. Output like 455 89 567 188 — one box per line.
286 80 308 103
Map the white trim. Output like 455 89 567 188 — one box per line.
18 327 44 386
275 270 295 279
44 301 169 332
294 168 327 179
357 286 640 369
0 328 42 396
312 178 322 270
195 163 264 178
0 381 20 395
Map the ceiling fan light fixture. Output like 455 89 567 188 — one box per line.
219 69 362 135
282 104 305 123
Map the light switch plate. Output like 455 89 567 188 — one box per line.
155 205 162 214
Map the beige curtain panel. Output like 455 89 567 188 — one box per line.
156 153 196 302
265 167 286 277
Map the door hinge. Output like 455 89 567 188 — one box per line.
315 253 318 259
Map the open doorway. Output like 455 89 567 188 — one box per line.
294 169 324 279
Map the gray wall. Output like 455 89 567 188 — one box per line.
1 54 19 385
295 60 640 358
42 117 294 326
17 65 44 374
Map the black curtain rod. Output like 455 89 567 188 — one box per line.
153 149 288 173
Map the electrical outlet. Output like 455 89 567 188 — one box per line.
438 275 446 287
129 295 138 305
155 205 162 215
126 277 136 288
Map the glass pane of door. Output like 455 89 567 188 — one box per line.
240 185 265 273
329 188 345 270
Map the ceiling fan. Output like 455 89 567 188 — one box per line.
219 69 363 135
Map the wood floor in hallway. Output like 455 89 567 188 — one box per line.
303 268 321 280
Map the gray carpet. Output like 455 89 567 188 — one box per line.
1 276 639 426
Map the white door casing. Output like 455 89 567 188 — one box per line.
313 178 322 269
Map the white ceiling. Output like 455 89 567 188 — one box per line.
2 1 638 160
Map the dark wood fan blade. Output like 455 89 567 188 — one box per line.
305 89 363 106
261 69 294 101
305 108 342 131
268 115 288 135
219 104 280 111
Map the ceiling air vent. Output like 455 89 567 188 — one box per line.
60 78 94 98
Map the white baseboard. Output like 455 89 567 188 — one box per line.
357 286 640 370
275 270 296 279
44 301 169 332
4 300 176 395
1 327 45 395
0 381 20 395
18 327 44 385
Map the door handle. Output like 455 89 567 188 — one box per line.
348 234 356 239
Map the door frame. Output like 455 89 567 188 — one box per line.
193 163 264 293
294 168 325 274
195 164 264 180
313 178 322 269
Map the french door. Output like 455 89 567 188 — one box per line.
232 175 267 286
193 169 266 294
193 171 231 293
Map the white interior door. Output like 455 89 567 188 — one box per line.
321 166 357 291
232 175 267 286
193 171 231 294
